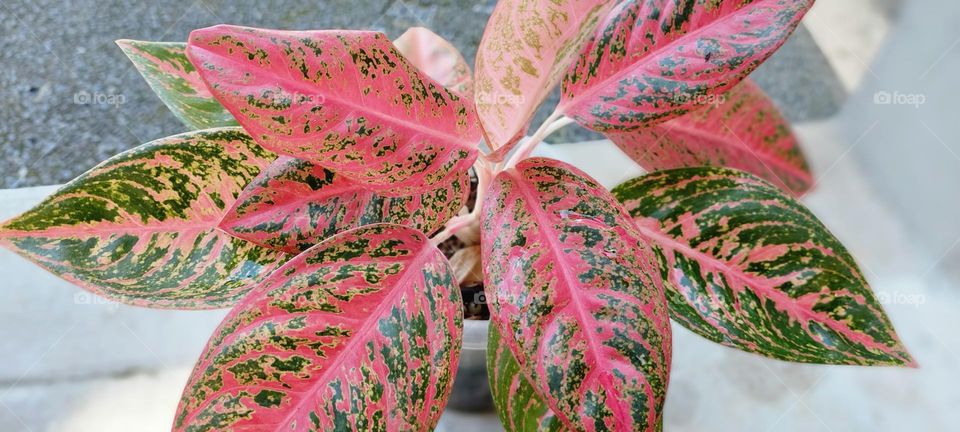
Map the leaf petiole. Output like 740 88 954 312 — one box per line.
504 112 574 169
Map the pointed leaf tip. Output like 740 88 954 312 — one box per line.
118 38 237 130
613 167 914 367
0 128 284 309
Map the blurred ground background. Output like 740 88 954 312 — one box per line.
3 0 960 431
0 0 846 189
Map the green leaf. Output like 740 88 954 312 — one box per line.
612 167 915 366
117 40 237 130
0 128 284 309
488 325 564 432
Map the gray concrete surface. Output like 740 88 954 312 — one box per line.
842 0 960 276
0 0 841 188
0 0 497 189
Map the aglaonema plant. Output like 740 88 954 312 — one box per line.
0 0 915 430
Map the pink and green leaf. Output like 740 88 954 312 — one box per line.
173 224 463 431
560 0 814 133
474 0 615 154
607 79 813 195
219 156 469 254
394 27 473 98
116 40 237 130
488 324 565 432
186 25 481 192
612 167 915 366
481 157 671 431
0 128 284 309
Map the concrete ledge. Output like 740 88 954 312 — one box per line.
0 186 225 383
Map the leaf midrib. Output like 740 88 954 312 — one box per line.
558 0 789 113
632 219 902 356
254 241 434 431
189 41 476 151
506 168 629 429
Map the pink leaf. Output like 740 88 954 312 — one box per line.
474 0 615 153
186 25 481 192
174 224 463 431
607 79 813 195
220 156 470 254
394 27 474 98
481 157 671 431
560 0 814 132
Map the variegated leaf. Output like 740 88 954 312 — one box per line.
116 40 237 130
488 324 564 432
0 128 284 309
173 224 463 431
612 167 915 366
560 0 813 133
481 157 671 431
607 80 813 195
220 156 469 254
394 27 473 98
187 25 481 192
474 0 615 152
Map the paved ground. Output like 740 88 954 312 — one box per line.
0 0 843 189
0 0 496 188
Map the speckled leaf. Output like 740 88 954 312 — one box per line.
187 25 481 192
481 157 671 431
0 128 284 309
220 156 469 254
560 0 813 133
474 0 614 153
394 27 473 98
116 40 237 130
607 80 813 195
488 324 565 432
612 167 915 366
173 224 463 431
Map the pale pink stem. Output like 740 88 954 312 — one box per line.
430 213 477 245
472 159 493 215
505 112 575 168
